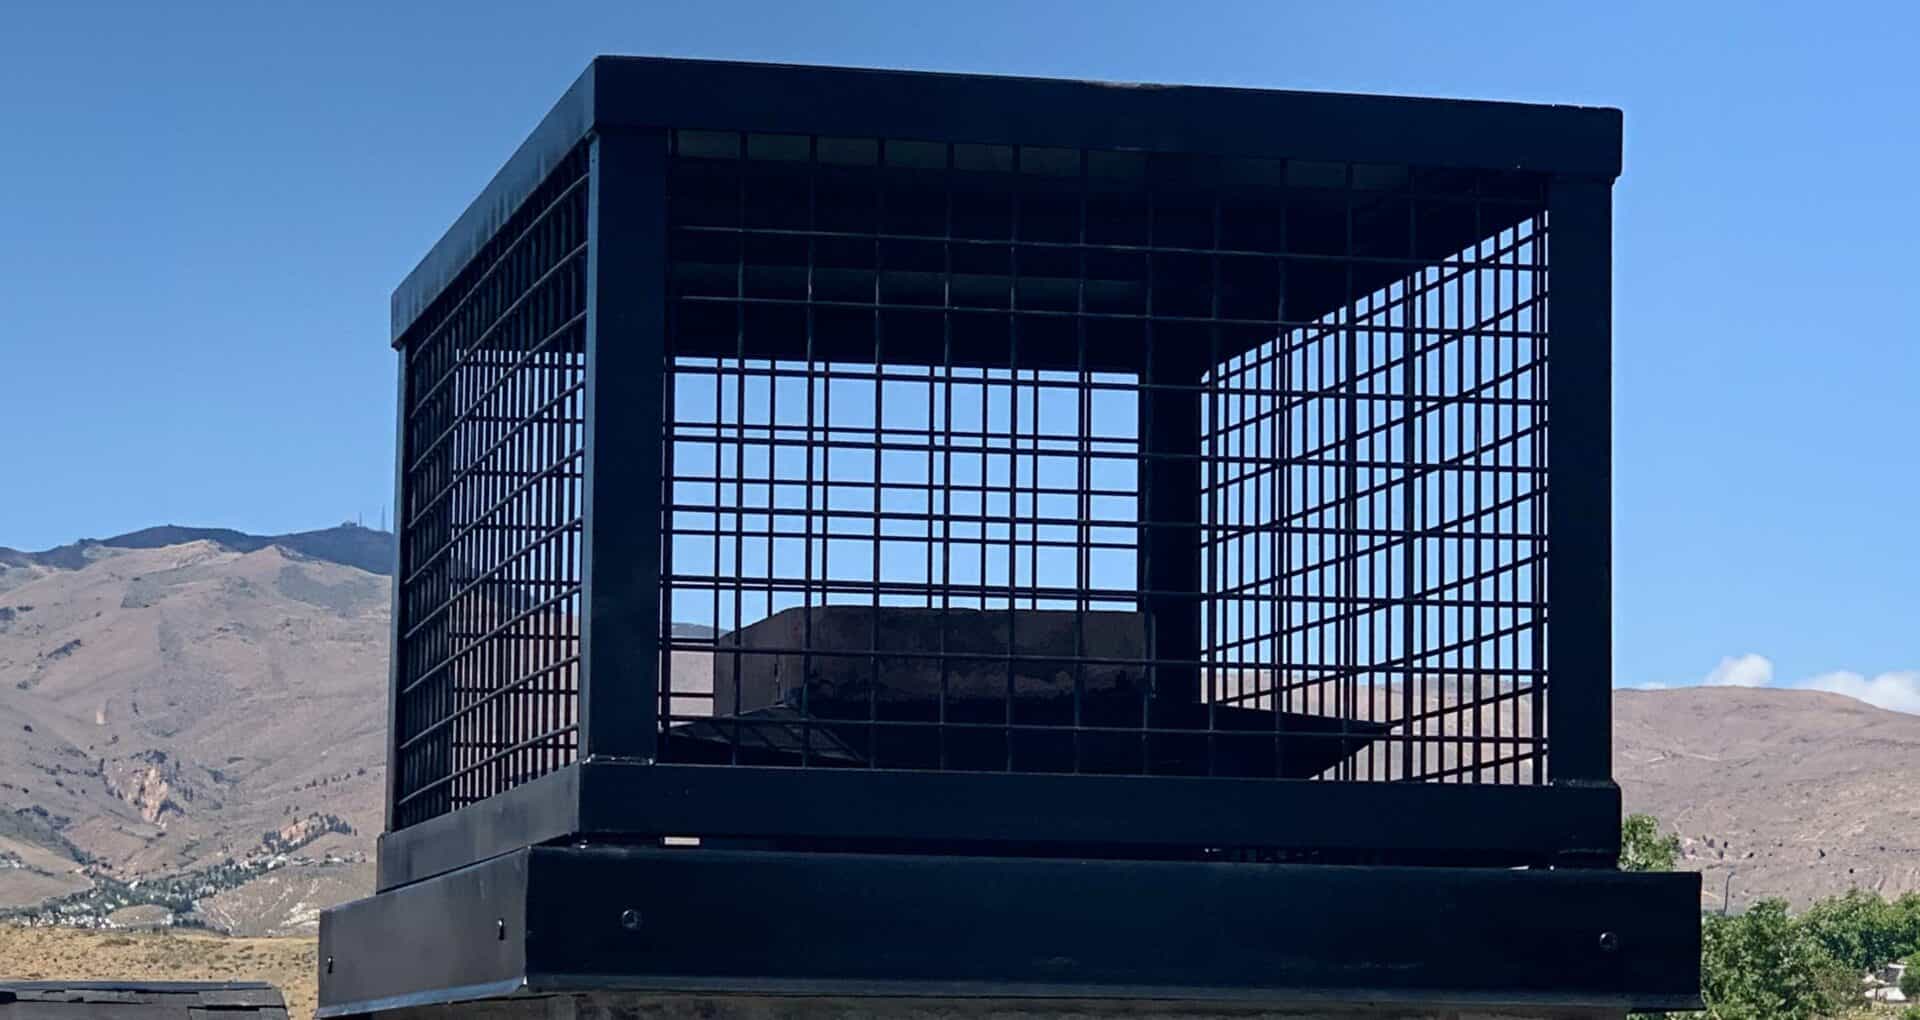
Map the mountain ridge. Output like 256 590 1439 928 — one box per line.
0 524 395 579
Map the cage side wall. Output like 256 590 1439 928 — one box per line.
389 145 592 830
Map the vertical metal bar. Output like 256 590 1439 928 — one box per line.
1529 210 1549 785
1139 181 1157 767
938 143 953 771
1400 198 1418 782
1491 216 1506 784
1205 188 1223 775
580 126 668 761
655 133 678 757
872 143 886 768
801 133 819 768
1005 150 1020 772
723 138 742 761
1470 189 1486 783
1451 201 1467 783
1274 192 1291 766
1339 165 1358 781
731 140 747 764
383 352 411 833
1073 150 1089 775
1545 173 1614 792
1140 174 1203 709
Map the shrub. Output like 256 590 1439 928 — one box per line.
1621 813 1682 873
1699 899 1853 1020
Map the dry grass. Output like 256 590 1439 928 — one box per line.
0 923 317 1018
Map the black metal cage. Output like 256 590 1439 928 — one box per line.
376 56 1622 888
323 58 1703 1019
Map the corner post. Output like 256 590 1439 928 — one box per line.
383 352 409 833
1141 344 1205 705
580 127 668 761
1546 174 1614 793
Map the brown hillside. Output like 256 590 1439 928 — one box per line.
0 541 386 932
2 536 1915 928
1616 686 1920 910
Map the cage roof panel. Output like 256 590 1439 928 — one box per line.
393 56 1620 344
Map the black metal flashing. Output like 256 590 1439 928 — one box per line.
323 846 1701 1016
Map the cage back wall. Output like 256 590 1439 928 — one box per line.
659 135 1548 787
379 58 1620 878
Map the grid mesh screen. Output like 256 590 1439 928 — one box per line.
658 132 1551 783
392 145 590 828
1202 216 1549 784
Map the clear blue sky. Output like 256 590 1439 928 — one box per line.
2 1 1914 697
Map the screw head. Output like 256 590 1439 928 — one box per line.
1598 931 1620 953
620 908 643 931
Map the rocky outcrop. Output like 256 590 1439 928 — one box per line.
107 765 178 826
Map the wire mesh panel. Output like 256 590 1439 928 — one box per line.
655 131 1551 783
1202 212 1549 784
392 146 590 828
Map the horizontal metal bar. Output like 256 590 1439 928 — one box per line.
662 642 1546 684
403 449 585 585
395 721 582 808
395 657 581 754
672 291 1553 336
401 171 588 357
664 359 1551 403
659 572 1542 616
399 525 584 646
652 715 1542 751
405 307 586 474
572 759 1612 858
403 376 584 530
400 582 582 690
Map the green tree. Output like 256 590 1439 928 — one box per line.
1698 899 1854 1020
1623 814 1684 1020
1802 888 1899 973
1901 952 1920 1000
1889 893 1920 960
1621 812 1682 873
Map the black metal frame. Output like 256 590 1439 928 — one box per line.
377 56 1622 887
336 56 1695 1017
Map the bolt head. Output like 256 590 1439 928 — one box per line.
620 908 643 931
1598 931 1620 952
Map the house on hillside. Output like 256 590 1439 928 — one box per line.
1865 961 1909 1003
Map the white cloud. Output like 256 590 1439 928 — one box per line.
1702 653 1774 688
1799 670 1920 715
1631 654 1920 715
